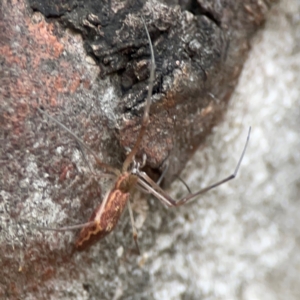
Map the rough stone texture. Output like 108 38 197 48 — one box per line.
2 0 299 299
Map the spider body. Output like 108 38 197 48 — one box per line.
76 172 138 250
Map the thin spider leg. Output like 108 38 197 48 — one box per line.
32 221 96 232
151 164 192 195
175 175 192 194
122 17 155 172
135 159 169 194
135 184 152 194
136 176 162 194
137 174 174 206
137 127 251 207
33 184 116 232
38 108 120 176
126 201 140 255
156 160 169 186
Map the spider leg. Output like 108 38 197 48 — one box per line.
127 201 140 255
122 17 156 172
38 107 120 176
32 221 96 232
137 127 251 207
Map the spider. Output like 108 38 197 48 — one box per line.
37 17 251 253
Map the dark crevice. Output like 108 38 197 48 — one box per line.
187 0 221 27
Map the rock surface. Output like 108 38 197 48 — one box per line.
2 0 299 299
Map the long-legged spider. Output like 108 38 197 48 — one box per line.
37 17 251 253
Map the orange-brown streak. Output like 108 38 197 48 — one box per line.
75 175 133 251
